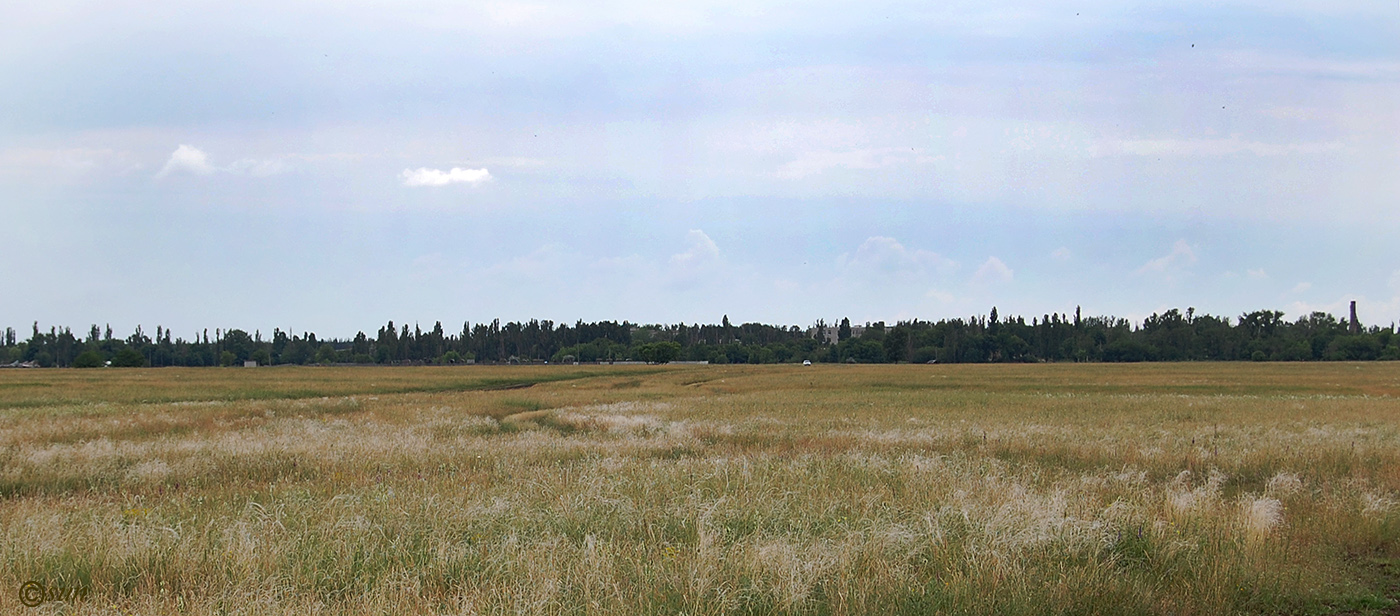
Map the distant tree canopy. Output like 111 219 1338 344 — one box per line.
2 307 1397 368
635 341 682 364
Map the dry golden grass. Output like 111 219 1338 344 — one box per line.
1 363 1398 615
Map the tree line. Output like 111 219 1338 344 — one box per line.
2 307 1397 368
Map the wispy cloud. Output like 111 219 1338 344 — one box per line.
1291 282 1312 294
1217 50 1400 82
1050 247 1071 261
156 145 291 178
841 236 956 277
773 147 941 180
1136 240 1197 276
924 288 957 304
227 158 290 177
0 147 143 175
400 167 491 187
1096 136 1341 158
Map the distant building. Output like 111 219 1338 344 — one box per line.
244 360 258 368
806 322 865 344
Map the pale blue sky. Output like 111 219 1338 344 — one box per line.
2 0 1398 338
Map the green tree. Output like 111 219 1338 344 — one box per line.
883 327 909 362
222 329 255 362
73 350 105 368
111 347 148 367
863 321 886 341
850 340 886 363
1103 339 1153 362
636 341 681 364
1325 336 1381 361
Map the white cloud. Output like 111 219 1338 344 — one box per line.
665 230 739 292
155 145 291 178
773 147 940 180
972 256 1013 284
400 167 492 187
156 144 216 177
1292 282 1312 294
1050 247 1071 261
670 229 720 268
1136 240 1197 276
1247 269 1269 280
842 236 956 277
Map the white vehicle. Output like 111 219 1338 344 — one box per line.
802 360 812 366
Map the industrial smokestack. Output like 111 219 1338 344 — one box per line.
1349 300 1360 334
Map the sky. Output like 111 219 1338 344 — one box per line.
2 0 1398 339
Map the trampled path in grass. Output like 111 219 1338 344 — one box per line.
1 363 1397 615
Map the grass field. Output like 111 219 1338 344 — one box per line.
2 363 1398 615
